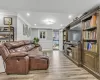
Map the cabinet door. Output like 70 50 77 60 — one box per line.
74 51 78 61
95 57 99 73
73 48 78 61
84 51 95 71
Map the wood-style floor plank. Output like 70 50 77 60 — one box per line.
0 50 98 80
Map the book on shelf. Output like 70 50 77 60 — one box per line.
90 15 97 27
0 27 14 42
83 15 97 29
0 27 13 32
83 30 97 40
0 40 9 43
84 42 97 53
63 36 66 40
64 31 66 35
63 40 66 43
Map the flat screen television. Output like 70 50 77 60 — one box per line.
68 23 82 42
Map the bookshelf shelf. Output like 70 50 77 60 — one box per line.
82 16 92 22
83 39 97 42
63 29 68 49
0 27 14 43
83 27 97 31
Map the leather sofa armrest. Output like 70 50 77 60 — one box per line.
8 52 28 58
5 56 29 74
35 44 40 47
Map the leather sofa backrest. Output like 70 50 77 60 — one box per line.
0 40 37 62
23 40 31 45
4 41 25 49
4 40 36 52
25 44 35 51
0 40 36 59
15 46 27 52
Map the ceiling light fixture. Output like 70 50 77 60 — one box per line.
34 24 36 26
60 24 63 26
68 15 72 19
43 19 55 25
27 13 30 16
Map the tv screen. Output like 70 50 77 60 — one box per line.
68 30 81 42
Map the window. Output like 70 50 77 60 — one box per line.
39 30 47 39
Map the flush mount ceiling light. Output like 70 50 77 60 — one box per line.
27 13 30 16
68 15 72 19
60 24 63 26
43 19 55 25
34 24 36 26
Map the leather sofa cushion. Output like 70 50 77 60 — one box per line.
23 40 31 45
15 46 27 52
29 55 49 60
9 49 16 53
4 41 24 49
28 49 43 56
25 44 35 51
8 52 28 58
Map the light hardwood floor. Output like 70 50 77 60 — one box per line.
0 50 98 80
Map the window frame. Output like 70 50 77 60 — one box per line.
38 30 47 40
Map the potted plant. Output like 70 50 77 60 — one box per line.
33 37 39 46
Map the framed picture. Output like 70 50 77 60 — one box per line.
27 27 30 37
23 24 28 36
25 25 28 36
23 24 26 35
4 17 12 25
28 28 31 37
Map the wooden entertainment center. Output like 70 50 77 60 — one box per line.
64 42 82 66
63 6 100 79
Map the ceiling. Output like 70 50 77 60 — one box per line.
0 0 99 29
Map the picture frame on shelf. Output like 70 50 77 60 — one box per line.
4 17 12 25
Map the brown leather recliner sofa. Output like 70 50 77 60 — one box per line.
0 40 49 74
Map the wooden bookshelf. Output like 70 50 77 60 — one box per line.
0 27 14 43
63 6 100 79
82 11 100 78
63 28 68 49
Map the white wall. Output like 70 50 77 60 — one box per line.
31 28 53 50
0 56 5 73
17 15 31 40
59 30 63 51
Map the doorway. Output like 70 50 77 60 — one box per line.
53 30 59 50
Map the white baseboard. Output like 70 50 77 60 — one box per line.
42 49 53 51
